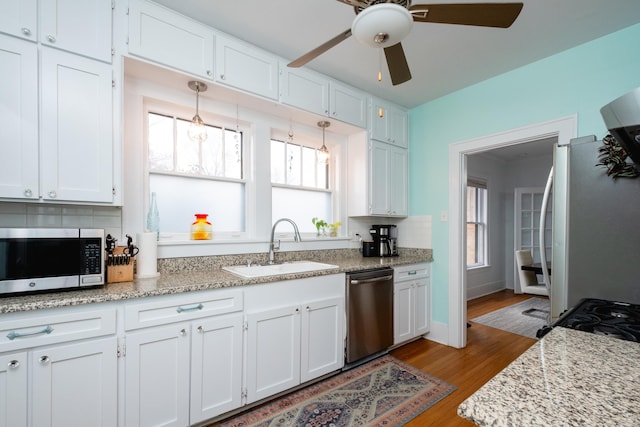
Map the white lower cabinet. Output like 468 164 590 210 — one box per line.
123 290 244 427
393 264 430 345
244 275 345 404
0 306 118 427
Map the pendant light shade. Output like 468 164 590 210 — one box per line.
187 80 208 143
318 120 330 164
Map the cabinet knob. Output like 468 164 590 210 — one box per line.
197 326 204 333
21 27 31 36
206 70 212 76
47 34 56 43
220 74 225 80
48 190 57 198
180 328 187 336
23 189 33 197
39 355 50 364
306 306 310 312
8 360 20 369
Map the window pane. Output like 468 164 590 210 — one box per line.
466 223 477 265
201 126 223 176
225 129 242 179
317 162 328 190
148 113 174 171
301 146 316 187
271 140 285 184
272 187 331 233
466 187 477 222
150 173 245 233
176 119 200 174
286 144 301 186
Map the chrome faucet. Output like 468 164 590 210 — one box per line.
268 218 302 264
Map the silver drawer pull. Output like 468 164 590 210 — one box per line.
408 271 417 275
40 355 50 364
8 360 20 369
176 303 204 313
7 325 53 340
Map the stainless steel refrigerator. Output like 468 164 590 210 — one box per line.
548 135 640 313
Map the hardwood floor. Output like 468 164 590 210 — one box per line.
392 290 538 426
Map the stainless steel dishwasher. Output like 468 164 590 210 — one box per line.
345 267 394 365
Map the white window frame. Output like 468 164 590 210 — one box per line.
466 177 488 269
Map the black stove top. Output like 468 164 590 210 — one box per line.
537 298 640 342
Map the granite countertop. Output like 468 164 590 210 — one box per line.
0 249 431 314
458 327 640 426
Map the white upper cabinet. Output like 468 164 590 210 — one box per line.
329 80 368 128
0 0 37 41
128 0 214 79
0 36 39 200
40 47 114 203
279 64 330 117
39 0 113 63
215 33 279 100
371 97 408 148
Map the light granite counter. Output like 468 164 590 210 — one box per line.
458 327 640 426
0 248 431 314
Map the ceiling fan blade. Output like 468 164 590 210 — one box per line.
410 3 524 28
288 29 352 67
384 43 412 86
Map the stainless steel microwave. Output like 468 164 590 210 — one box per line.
0 228 105 295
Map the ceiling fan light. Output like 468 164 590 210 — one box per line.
351 3 413 48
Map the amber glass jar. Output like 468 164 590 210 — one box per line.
190 214 213 240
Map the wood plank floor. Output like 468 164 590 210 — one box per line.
393 290 538 426
212 290 538 426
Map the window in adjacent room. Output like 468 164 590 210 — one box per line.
147 107 246 237
466 177 488 268
270 130 333 234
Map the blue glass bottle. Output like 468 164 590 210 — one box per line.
147 192 160 240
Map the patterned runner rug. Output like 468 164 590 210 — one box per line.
471 297 550 339
218 355 455 427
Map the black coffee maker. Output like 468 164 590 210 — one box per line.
368 225 398 257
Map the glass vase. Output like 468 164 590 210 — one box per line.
146 192 160 240
191 214 213 240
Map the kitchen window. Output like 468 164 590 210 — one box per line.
146 106 247 236
271 131 334 234
466 178 488 268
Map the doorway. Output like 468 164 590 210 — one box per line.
447 115 577 348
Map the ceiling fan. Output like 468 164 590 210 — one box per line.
288 1 524 86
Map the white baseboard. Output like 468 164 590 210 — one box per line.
424 320 449 345
467 282 506 300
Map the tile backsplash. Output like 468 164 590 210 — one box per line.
0 202 122 237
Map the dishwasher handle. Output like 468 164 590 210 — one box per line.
349 275 393 285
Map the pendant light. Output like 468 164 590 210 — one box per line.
317 120 330 164
187 80 208 143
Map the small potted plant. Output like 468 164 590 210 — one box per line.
328 221 341 237
311 217 328 236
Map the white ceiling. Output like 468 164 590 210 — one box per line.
151 0 640 109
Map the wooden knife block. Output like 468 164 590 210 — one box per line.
106 246 134 283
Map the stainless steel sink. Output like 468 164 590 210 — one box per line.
222 261 339 278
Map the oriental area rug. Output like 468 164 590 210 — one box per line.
471 297 550 339
217 355 455 427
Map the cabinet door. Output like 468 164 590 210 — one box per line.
329 81 367 128
40 47 114 203
389 145 408 216
414 278 430 336
388 107 408 148
0 36 39 200
39 0 112 62
0 352 27 427
32 337 117 427
245 305 301 403
300 297 344 383
215 33 279 100
125 323 191 427
369 141 390 215
0 0 37 41
128 0 214 79
394 281 414 345
279 64 329 116
190 314 243 424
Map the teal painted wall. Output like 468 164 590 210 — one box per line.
409 23 640 324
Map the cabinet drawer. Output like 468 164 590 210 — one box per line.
0 307 116 353
125 289 243 330
394 264 429 281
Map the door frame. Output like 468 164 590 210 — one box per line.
447 115 577 348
